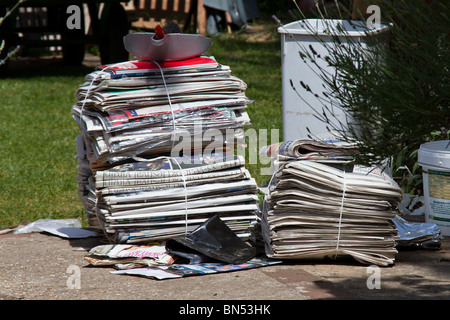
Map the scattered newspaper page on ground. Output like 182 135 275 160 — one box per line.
111 257 281 280
84 243 176 269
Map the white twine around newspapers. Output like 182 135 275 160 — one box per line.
78 62 124 132
79 60 178 152
132 155 190 236
153 60 177 151
168 156 190 235
78 60 177 144
150 61 190 234
261 162 279 217
335 169 347 259
79 61 189 237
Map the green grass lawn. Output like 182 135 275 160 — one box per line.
0 27 283 228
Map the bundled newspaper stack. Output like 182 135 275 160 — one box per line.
73 56 258 243
78 152 258 243
72 56 248 169
261 159 403 266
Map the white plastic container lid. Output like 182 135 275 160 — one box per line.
277 19 389 36
418 140 450 169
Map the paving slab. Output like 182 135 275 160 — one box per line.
1 232 449 302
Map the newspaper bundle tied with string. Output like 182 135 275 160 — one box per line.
259 140 403 266
73 25 258 243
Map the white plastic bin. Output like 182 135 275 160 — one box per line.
278 19 388 141
418 140 450 236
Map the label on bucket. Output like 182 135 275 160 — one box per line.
423 169 450 235
428 170 450 200
427 197 450 236
428 200 450 220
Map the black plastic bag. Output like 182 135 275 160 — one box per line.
165 239 217 264
166 215 256 264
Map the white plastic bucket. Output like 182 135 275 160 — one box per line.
278 19 388 141
418 140 450 236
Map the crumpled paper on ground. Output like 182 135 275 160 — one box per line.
13 218 97 238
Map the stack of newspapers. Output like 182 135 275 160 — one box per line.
72 56 248 169
261 160 403 266
73 56 258 243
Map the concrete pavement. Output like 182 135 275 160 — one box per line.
1 232 449 302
